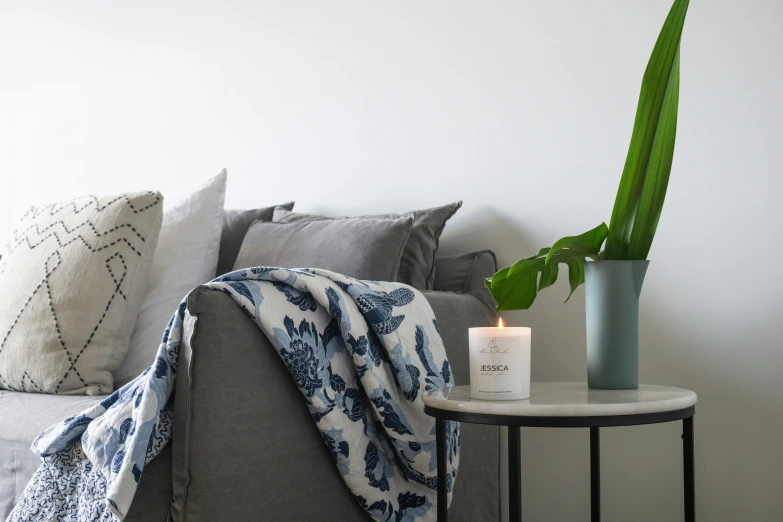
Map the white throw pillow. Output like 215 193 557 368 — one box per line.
0 191 163 395
114 170 227 387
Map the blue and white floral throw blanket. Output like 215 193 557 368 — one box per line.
9 268 458 522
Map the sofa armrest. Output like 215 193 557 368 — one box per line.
171 285 499 522
171 285 366 522
421 290 500 521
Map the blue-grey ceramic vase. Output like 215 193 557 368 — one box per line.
584 260 649 389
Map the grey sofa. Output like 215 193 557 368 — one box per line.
0 251 499 521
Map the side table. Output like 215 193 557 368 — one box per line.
423 382 697 522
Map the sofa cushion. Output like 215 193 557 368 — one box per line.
0 391 104 519
233 216 414 282
434 250 497 293
433 250 498 310
0 390 172 521
0 191 163 395
274 202 462 290
216 202 295 277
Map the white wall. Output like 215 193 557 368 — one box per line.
2 1 782 519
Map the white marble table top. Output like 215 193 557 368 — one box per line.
423 383 697 418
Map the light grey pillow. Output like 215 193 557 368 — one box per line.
216 202 294 277
232 216 414 282
273 202 462 290
0 191 163 395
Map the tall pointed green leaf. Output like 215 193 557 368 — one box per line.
604 0 689 260
627 48 680 259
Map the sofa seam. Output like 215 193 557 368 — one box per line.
176 303 199 521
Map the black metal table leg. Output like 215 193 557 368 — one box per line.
436 417 448 522
590 427 600 522
508 426 522 522
683 416 695 522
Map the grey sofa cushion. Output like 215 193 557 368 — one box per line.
216 202 294 277
434 250 497 293
0 390 172 521
171 285 498 522
274 202 462 290
0 391 104 520
433 250 498 310
232 216 414 282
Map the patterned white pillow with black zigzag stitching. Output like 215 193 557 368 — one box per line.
0 191 163 395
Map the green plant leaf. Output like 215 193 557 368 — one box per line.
545 222 608 264
485 224 608 311
604 0 689 260
627 47 679 259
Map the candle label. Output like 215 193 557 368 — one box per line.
473 336 523 394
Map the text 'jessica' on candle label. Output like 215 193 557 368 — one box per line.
474 336 523 394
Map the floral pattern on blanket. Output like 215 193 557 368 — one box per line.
9 268 458 522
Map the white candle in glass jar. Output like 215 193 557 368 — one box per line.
469 318 531 400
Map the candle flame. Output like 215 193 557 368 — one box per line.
498 317 504 328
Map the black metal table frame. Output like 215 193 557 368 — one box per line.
425 404 696 522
